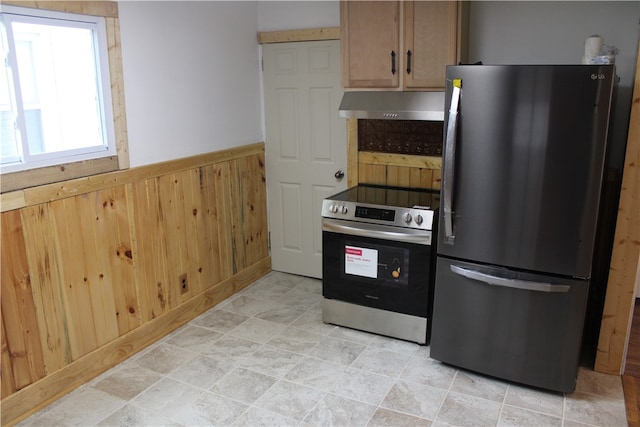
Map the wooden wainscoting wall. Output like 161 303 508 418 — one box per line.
0 142 270 425
595 43 640 375
358 151 442 189
346 118 443 190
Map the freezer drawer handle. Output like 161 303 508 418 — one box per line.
450 265 571 293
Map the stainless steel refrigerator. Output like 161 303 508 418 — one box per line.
430 64 616 393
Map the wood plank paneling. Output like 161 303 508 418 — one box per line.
0 157 120 195
1 143 265 212
110 186 140 334
0 210 45 390
1 144 270 425
1 258 270 426
20 204 71 373
358 163 387 186
595 44 640 375
132 167 231 318
228 160 247 273
357 153 442 190
2 1 119 18
159 171 187 309
257 27 340 44
199 165 223 291
236 154 269 267
180 169 203 298
105 16 130 170
1 314 17 397
347 119 359 188
132 177 170 321
214 162 236 278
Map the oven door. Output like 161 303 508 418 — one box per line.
322 218 434 318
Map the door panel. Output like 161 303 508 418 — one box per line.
431 256 589 393
263 40 346 278
280 183 302 251
341 1 399 88
439 65 615 277
404 1 458 89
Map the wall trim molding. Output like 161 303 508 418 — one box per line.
0 142 265 212
595 43 640 375
257 27 339 44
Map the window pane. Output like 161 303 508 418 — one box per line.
1 6 117 175
12 21 105 155
0 27 20 163
0 111 20 162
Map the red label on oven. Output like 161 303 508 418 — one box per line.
345 247 363 256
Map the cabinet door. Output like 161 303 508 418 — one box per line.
403 1 459 90
341 1 399 88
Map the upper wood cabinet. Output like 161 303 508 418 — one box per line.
341 1 467 90
341 1 400 88
403 1 463 89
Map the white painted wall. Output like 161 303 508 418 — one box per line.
118 1 262 167
118 1 638 169
257 1 339 32
257 0 638 168
467 1 639 168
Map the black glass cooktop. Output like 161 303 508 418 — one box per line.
327 184 440 210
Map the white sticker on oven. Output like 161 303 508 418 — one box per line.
345 246 378 278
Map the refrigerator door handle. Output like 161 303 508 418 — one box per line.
450 265 571 293
443 80 462 242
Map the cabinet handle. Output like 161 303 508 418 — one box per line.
406 50 412 74
391 51 396 75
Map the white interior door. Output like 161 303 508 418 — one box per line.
263 40 346 278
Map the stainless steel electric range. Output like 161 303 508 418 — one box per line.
321 184 439 344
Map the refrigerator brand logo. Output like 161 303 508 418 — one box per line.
591 73 606 80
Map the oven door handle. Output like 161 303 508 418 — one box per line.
443 79 462 243
322 218 431 246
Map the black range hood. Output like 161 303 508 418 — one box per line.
338 91 445 121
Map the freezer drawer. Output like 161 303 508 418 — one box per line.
430 256 589 393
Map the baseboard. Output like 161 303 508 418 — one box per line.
1 257 271 426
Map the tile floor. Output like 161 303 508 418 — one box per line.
18 272 628 426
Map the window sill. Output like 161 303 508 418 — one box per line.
1 156 120 193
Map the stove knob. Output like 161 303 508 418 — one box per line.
340 205 348 214
403 213 412 224
330 204 338 213
414 214 423 225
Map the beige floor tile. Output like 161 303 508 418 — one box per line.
17 272 629 427
304 393 377 426
435 391 502 426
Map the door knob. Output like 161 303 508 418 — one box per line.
334 170 344 179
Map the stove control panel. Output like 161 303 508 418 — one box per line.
321 200 435 230
355 206 395 222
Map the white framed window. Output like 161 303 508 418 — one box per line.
0 5 116 174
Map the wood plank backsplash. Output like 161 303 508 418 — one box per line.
350 118 443 190
0 143 270 425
